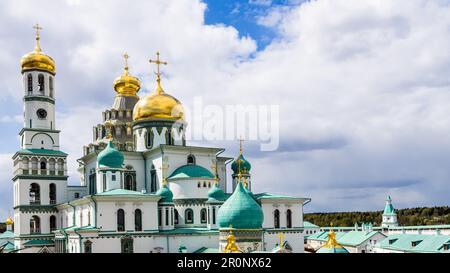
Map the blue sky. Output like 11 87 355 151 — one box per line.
2 0 450 220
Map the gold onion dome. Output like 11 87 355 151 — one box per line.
113 53 141 97
5 216 13 225
133 52 184 122
21 24 56 74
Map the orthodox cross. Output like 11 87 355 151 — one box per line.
211 164 219 182
123 52 129 72
33 23 42 51
159 163 169 184
149 52 167 79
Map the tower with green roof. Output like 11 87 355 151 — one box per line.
382 195 398 228
231 139 252 191
96 139 125 193
217 177 264 252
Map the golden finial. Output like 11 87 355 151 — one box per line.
33 23 43 52
123 52 130 75
224 225 242 253
211 164 219 184
239 136 244 155
277 232 285 248
149 52 168 94
159 164 169 185
322 222 344 249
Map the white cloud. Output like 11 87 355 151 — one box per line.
1 0 450 219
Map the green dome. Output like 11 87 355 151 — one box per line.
168 165 214 180
231 154 251 174
97 141 124 168
207 183 227 202
156 184 173 203
217 182 263 229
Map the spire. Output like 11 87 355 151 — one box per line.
149 52 168 94
33 23 42 52
123 52 130 75
323 223 343 249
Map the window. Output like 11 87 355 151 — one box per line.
29 183 40 205
197 182 201 188
150 165 157 193
117 209 125 231
174 209 179 225
167 130 174 145
88 210 91 226
40 161 46 170
125 174 135 191
158 208 162 226
146 130 153 149
84 240 92 253
38 74 45 93
74 192 80 199
112 175 116 181
165 208 169 226
49 77 54 97
30 215 41 234
185 209 194 224
135 209 142 231
274 209 280 228
103 173 107 191
121 235 133 253
286 209 292 228
187 154 195 165
212 207 216 225
27 74 33 93
89 172 96 195
200 208 207 224
50 215 57 231
49 183 56 204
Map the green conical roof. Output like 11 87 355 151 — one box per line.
383 195 396 215
231 154 251 174
97 140 124 168
217 182 263 229
156 184 173 203
207 183 227 202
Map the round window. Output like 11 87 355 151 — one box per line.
37 109 47 119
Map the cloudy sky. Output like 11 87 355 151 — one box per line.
1 0 450 220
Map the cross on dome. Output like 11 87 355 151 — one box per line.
33 23 43 52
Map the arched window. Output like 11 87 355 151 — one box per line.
103 173 107 192
125 174 135 191
187 154 195 165
50 215 57 231
146 130 153 148
38 74 45 93
27 74 33 94
84 240 92 253
165 208 169 226
150 165 157 193
286 209 292 228
174 209 179 225
117 209 125 231
49 77 54 97
135 209 142 231
185 209 194 224
40 161 46 170
200 208 207 224
88 210 91 226
49 183 56 204
167 130 173 145
30 215 41 234
121 235 133 253
212 207 216 225
29 183 40 205
274 209 280 228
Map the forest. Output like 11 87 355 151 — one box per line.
304 206 450 227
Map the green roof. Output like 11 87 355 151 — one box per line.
217 182 263 229
316 246 349 253
304 221 319 228
308 230 384 247
97 140 124 168
383 195 396 215
193 247 219 253
23 239 54 246
387 224 450 230
0 241 14 251
254 192 304 200
207 183 227 202
156 185 174 203
231 153 251 174
0 231 14 239
17 149 67 156
377 234 450 253
157 228 218 235
168 165 214 180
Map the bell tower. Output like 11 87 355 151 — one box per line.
12 24 68 252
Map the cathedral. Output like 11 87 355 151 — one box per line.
8 25 310 253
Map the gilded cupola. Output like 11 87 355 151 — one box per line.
113 53 141 97
133 52 184 122
21 24 56 74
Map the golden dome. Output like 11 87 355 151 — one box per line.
133 52 184 122
5 216 13 225
113 53 141 97
21 24 55 74
132 80 184 121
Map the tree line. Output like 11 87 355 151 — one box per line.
304 206 450 227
